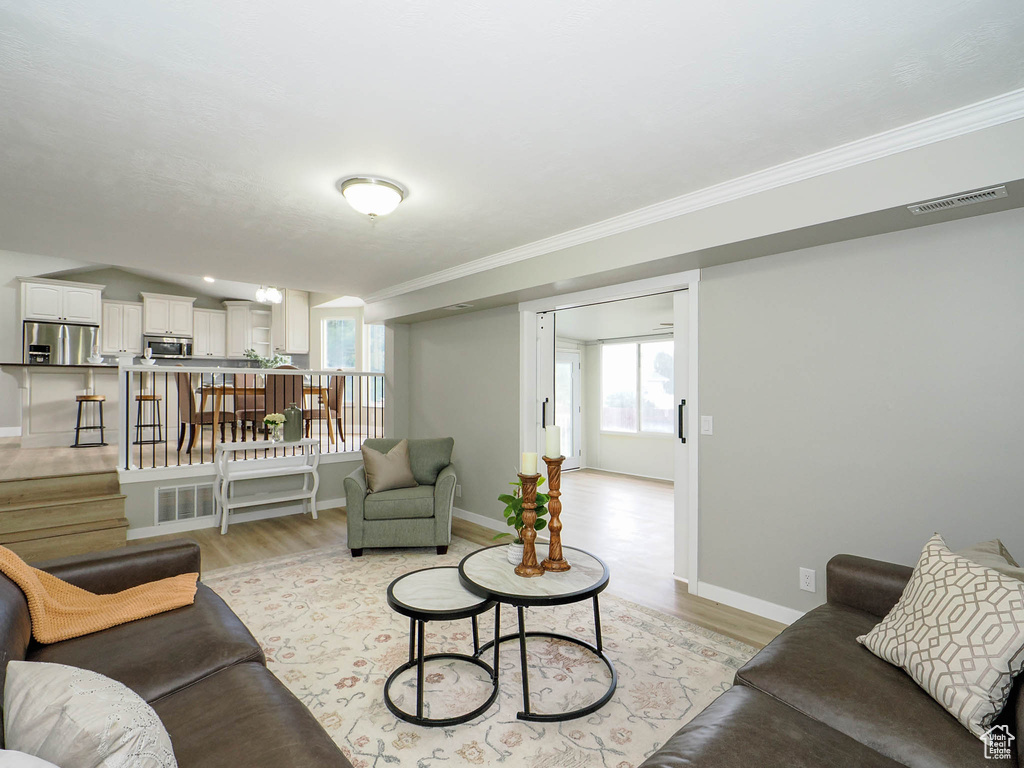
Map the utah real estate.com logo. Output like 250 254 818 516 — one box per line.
983 724 1015 760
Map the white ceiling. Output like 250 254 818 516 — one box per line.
1 1 1022 299
556 293 674 343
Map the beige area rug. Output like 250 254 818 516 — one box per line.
204 538 755 768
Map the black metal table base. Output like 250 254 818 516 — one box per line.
475 598 617 722
383 605 501 727
383 653 499 727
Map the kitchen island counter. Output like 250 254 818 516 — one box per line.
0 363 123 447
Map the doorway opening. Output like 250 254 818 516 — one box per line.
545 293 680 603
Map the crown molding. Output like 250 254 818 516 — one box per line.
365 87 1024 304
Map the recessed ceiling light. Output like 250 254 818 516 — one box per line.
336 177 406 218
444 303 474 310
203 276 215 283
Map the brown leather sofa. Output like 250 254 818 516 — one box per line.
0 540 352 768
641 554 1022 767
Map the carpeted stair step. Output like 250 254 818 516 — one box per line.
0 471 121 509
0 471 128 562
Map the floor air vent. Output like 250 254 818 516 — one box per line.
907 186 1007 215
156 482 216 524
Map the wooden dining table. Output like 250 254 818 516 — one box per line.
198 384 334 451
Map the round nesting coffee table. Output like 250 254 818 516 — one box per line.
384 566 500 726
458 543 616 722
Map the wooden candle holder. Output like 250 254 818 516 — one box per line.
542 456 570 572
515 472 545 578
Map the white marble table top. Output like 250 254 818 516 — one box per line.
459 544 608 605
389 566 491 615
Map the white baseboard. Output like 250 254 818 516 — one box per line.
452 507 506 534
695 581 805 626
127 496 346 540
0 427 22 438
581 465 673 483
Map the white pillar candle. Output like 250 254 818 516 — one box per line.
521 452 538 475
545 425 561 459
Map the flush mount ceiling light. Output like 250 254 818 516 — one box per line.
203 276 215 283
336 177 406 218
255 286 283 304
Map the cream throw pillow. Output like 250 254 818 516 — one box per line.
362 439 418 493
0 751 60 767
3 661 177 768
858 534 1024 737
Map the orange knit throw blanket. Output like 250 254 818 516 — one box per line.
0 546 198 644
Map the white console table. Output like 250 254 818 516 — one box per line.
214 438 320 534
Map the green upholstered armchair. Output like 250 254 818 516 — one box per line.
344 437 456 557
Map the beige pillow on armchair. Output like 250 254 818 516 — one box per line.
361 439 418 493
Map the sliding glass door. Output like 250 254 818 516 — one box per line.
555 350 582 469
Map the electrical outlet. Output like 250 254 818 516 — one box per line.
799 567 816 593
455 484 462 498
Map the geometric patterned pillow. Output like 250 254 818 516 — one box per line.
858 534 1024 738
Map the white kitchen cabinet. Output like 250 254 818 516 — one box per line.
193 309 227 357
123 303 143 353
141 293 195 337
224 301 273 359
271 289 309 354
225 302 252 358
20 279 103 324
101 301 144 355
169 301 193 336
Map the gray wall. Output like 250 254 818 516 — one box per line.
407 305 520 522
45 266 230 310
698 206 1024 613
122 459 356 531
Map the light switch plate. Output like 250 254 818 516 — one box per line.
700 415 714 435
455 485 462 498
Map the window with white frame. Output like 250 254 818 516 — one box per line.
600 339 674 433
364 324 385 405
322 317 356 369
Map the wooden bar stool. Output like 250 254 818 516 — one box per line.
73 394 107 448
133 394 164 445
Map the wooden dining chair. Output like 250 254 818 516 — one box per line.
232 373 265 441
304 373 345 443
264 370 303 440
174 371 236 453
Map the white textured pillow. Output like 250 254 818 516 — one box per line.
0 751 60 767
3 661 176 768
858 534 1024 737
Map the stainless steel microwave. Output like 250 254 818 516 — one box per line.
144 335 193 358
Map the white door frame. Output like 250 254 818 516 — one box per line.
519 268 701 591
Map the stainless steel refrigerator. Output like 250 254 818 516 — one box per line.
23 321 99 365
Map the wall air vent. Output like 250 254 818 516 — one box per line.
907 186 1007 215
444 303 474 310
156 482 216 524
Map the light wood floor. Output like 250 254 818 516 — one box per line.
143 469 784 649
0 437 118 481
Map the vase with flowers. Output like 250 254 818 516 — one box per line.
263 412 286 442
494 475 550 564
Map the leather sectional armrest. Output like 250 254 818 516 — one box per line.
31 539 202 595
826 554 912 618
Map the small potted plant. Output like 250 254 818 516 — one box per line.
494 476 550 564
263 412 286 442
243 349 292 369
